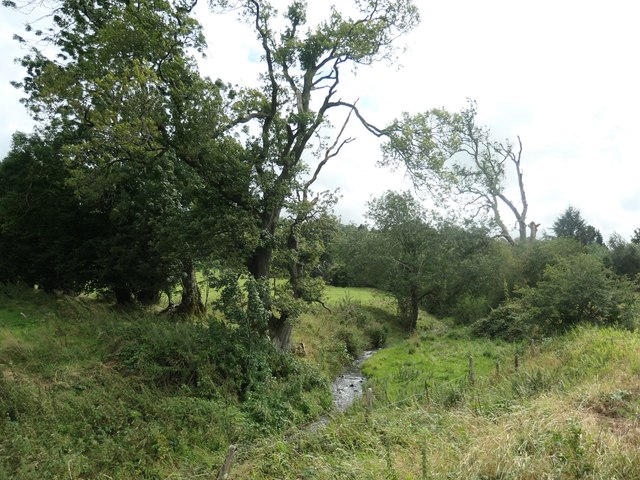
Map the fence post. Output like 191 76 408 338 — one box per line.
365 387 373 421
424 380 430 403
469 355 475 386
495 361 500 376
514 352 519 372
217 444 236 480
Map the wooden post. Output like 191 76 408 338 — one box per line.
217 444 236 480
469 355 475 386
514 352 519 372
365 387 373 420
424 380 430 403
495 361 500 376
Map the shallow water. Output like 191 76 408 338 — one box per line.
305 350 377 432
331 350 376 412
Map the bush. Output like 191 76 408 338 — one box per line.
366 323 389 348
452 294 490 325
336 326 367 359
523 254 637 333
472 300 527 341
476 253 638 339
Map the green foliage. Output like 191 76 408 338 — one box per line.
552 206 603 245
0 132 94 291
324 223 381 288
472 300 528 341
478 253 638 339
238 324 640 479
7 0 256 306
365 190 503 329
517 237 587 287
523 253 637 333
0 285 335 478
607 232 640 280
451 293 490 325
380 100 533 244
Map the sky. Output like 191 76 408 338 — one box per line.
1 0 639 240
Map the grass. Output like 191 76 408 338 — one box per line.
5 283 640 479
362 316 517 402
236 326 640 479
0 284 398 479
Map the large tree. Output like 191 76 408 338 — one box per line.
217 0 420 347
10 0 255 309
0 131 97 292
9 0 419 343
380 100 536 245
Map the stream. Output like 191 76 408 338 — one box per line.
331 349 377 412
306 349 378 432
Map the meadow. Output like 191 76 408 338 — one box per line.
2 284 640 479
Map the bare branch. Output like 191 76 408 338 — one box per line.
304 107 356 191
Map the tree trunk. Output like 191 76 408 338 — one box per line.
114 287 134 305
247 245 272 279
528 222 540 243
177 261 205 316
409 288 419 331
269 314 293 351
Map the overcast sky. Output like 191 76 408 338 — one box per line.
2 0 639 240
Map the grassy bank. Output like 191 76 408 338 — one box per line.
4 284 640 479
237 325 640 479
0 284 396 479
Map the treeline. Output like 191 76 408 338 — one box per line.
1 0 637 348
2 132 639 342
325 194 640 338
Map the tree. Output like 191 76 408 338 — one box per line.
9 0 419 340
366 191 436 331
607 233 640 280
552 206 603 245
380 100 536 245
0 131 95 291
324 223 378 288
217 0 420 347
10 0 255 309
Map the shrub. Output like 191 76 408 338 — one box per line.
472 299 527 341
366 323 389 348
476 253 638 339
452 294 490 325
523 254 637 333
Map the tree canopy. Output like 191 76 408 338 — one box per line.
380 100 535 244
552 206 603 246
4 0 420 347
